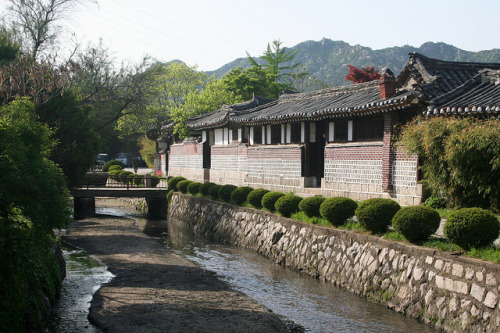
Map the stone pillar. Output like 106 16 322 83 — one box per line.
382 112 397 192
74 197 95 220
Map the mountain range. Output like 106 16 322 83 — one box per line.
206 38 500 88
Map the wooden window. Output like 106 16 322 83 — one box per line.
334 120 348 142
291 123 301 143
271 125 281 144
355 116 384 141
253 126 262 145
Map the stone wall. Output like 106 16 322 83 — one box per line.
168 193 500 333
210 145 248 186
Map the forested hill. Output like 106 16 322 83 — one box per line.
206 38 500 87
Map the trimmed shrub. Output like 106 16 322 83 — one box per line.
247 189 269 208
168 176 186 191
177 180 192 193
108 169 121 181
103 159 125 172
219 184 237 202
200 182 216 196
320 197 358 226
187 182 202 195
118 170 133 183
392 206 441 243
208 184 222 199
108 165 123 172
422 196 446 209
231 186 254 205
355 198 401 233
133 174 144 186
444 208 500 249
299 196 326 217
275 195 303 217
261 191 285 212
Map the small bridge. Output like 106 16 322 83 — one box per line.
71 173 169 219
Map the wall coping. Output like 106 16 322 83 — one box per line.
326 141 383 148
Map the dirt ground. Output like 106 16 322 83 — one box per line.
64 201 290 333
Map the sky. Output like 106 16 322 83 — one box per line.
4 0 500 71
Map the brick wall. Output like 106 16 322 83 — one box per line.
168 142 206 182
210 145 248 186
391 147 422 205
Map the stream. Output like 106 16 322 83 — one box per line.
51 200 436 332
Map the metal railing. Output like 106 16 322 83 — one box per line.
82 175 168 190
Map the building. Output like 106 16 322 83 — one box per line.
160 53 500 205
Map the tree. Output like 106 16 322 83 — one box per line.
0 27 21 64
7 0 94 60
223 66 284 100
117 61 206 137
398 117 500 210
344 65 381 83
247 40 301 82
172 77 242 137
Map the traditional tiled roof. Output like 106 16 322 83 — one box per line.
397 53 500 101
231 80 419 126
185 95 276 129
424 69 500 117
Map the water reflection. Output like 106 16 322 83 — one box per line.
166 220 437 333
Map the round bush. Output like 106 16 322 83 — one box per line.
219 184 237 202
261 191 285 212
275 195 303 217
444 208 500 249
187 182 202 195
103 159 125 172
231 187 254 205
200 182 216 196
118 170 133 183
177 180 192 193
108 165 123 172
133 174 144 186
108 169 121 180
299 196 326 217
166 189 174 202
392 206 441 243
247 189 269 208
168 176 186 191
355 198 401 233
208 184 222 199
150 175 160 188
320 197 358 226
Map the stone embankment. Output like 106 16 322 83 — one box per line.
168 193 500 333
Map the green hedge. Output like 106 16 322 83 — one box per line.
102 159 125 172
261 191 285 212
299 196 326 218
247 189 269 208
168 176 186 191
275 195 303 217
200 182 216 196
219 184 237 203
231 187 254 205
177 180 192 193
355 198 401 233
444 208 500 249
392 206 441 243
187 182 202 195
319 197 358 226
208 184 222 199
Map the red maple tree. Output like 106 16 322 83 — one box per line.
344 65 381 83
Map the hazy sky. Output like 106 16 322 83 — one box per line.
5 0 500 71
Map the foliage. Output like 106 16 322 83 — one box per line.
444 208 500 249
344 65 381 83
319 197 358 226
231 187 254 205
299 196 326 218
118 170 133 183
176 180 192 194
208 184 222 199
103 160 126 172
133 174 144 186
355 198 401 233
398 117 500 210
167 176 186 191
261 191 285 212
187 182 202 195
222 66 284 100
108 165 123 171
150 175 160 188
0 99 71 232
138 137 156 169
275 195 303 217
166 189 174 202
199 182 217 196
247 40 301 82
218 184 238 203
422 196 446 209
0 27 20 64
108 169 121 180
247 189 269 208
392 206 441 243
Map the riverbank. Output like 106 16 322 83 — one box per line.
64 200 289 332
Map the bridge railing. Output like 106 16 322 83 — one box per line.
82 175 168 190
